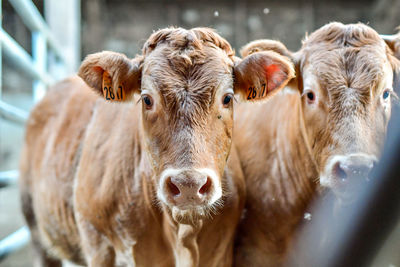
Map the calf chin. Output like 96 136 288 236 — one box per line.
170 205 219 225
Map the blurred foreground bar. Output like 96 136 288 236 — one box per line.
288 108 400 267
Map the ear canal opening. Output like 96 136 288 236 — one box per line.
92 66 104 74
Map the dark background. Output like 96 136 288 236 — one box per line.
81 0 399 56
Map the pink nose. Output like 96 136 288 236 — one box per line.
163 170 213 207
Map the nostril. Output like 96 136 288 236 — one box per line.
199 177 212 195
166 177 180 196
333 162 347 181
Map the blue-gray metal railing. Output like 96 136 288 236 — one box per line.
0 226 30 260
8 0 70 67
0 169 19 187
0 0 77 261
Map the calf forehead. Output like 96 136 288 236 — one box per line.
301 23 394 100
143 44 233 123
309 48 387 90
143 43 232 80
306 47 389 101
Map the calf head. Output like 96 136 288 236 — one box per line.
78 27 294 220
242 22 400 202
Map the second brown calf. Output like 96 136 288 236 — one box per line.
234 22 400 266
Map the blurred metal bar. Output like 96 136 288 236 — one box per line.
0 28 53 85
234 0 247 49
330 109 400 266
32 31 47 102
0 170 19 188
0 100 28 124
45 0 81 75
0 0 2 100
288 108 400 267
0 226 30 261
8 0 69 67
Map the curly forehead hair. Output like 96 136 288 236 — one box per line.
299 22 400 114
142 27 234 59
302 22 385 49
139 27 235 127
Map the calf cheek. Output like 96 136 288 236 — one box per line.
314 134 335 172
142 116 170 172
371 112 388 155
209 117 233 176
303 109 330 167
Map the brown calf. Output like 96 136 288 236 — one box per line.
19 27 294 267
233 22 400 266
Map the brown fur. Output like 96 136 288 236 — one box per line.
234 22 400 266
240 40 293 59
390 29 400 59
381 27 400 91
20 27 293 267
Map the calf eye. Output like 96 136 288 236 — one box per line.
142 95 153 109
223 94 233 107
382 90 390 100
303 90 316 104
307 92 315 101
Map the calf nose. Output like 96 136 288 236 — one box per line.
163 170 214 207
331 154 377 181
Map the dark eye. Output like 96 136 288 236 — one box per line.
307 91 315 101
223 94 233 107
142 95 153 109
383 90 390 100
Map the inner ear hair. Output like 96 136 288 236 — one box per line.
240 39 300 91
234 50 295 101
78 51 142 97
381 32 400 59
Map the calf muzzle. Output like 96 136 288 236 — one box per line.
331 154 377 182
321 153 378 194
159 168 221 209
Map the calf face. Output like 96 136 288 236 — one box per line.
242 23 400 201
78 28 294 217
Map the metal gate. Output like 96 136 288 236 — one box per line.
0 0 79 261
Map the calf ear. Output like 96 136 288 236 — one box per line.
78 51 142 102
240 39 293 59
381 33 400 59
381 33 400 93
234 50 295 101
